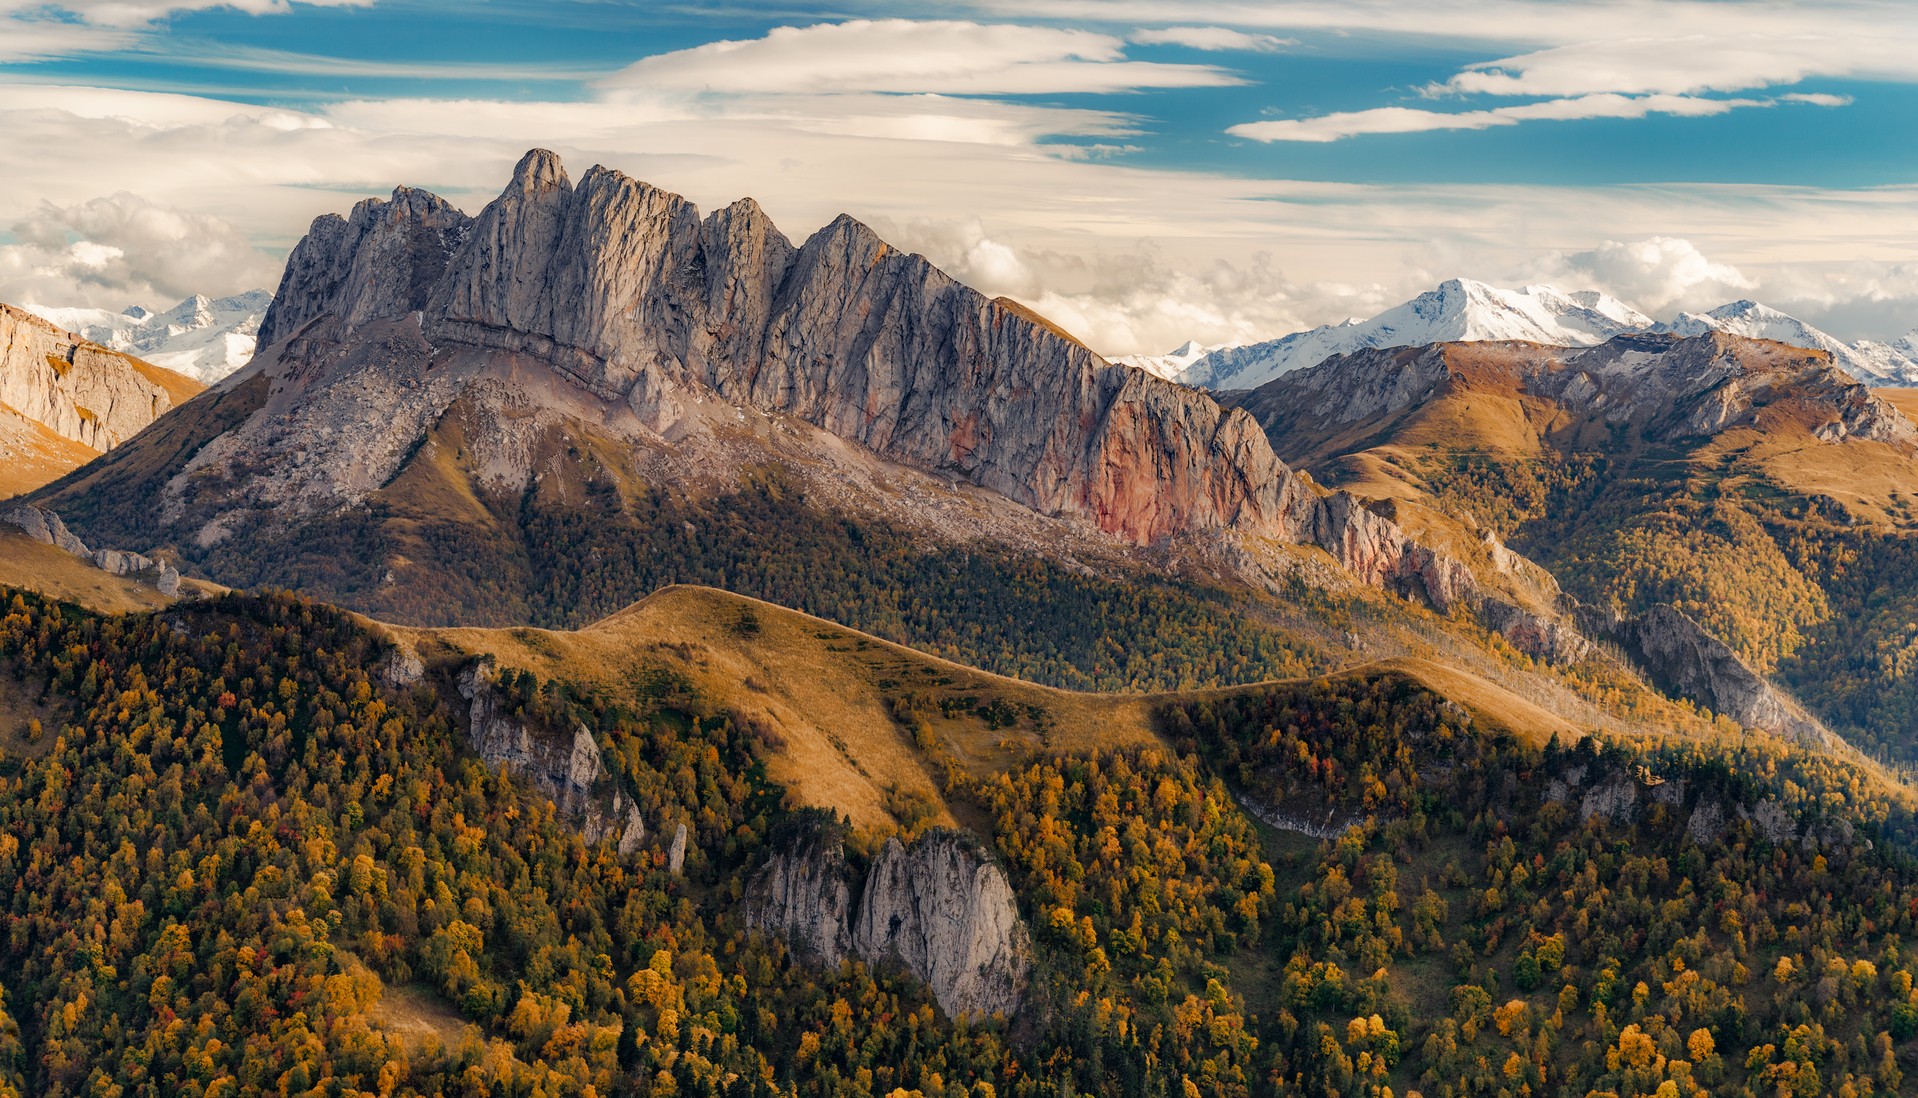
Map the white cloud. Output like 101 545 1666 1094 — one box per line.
0 70 1914 346
1542 236 1758 316
1441 32 1916 99
979 1 1915 144
1128 26 1293 52
885 217 1370 356
0 16 133 60
1228 93 1798 143
0 192 281 309
0 0 374 63
600 20 1240 98
6 0 372 28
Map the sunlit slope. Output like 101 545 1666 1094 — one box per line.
0 529 170 614
403 585 1594 830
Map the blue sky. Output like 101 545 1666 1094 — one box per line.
1 0 1914 353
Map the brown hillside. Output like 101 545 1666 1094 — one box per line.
0 529 171 614
403 585 1594 833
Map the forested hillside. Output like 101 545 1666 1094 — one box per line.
2 585 1916 1096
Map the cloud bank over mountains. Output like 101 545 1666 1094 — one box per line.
0 1 1911 356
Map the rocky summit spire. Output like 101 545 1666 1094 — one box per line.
509 147 570 193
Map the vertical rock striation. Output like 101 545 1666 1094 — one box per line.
254 149 1359 549
850 831 1031 1019
743 822 1030 1019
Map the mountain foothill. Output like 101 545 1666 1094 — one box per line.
2 148 1918 1097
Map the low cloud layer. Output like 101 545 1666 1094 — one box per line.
0 193 281 310
0 6 1911 351
1544 237 1758 317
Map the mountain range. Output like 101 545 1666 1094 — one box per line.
9 149 1918 1097
24 290 270 383
1122 276 1918 391
33 150 1562 644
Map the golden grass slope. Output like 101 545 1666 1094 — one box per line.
0 410 98 498
401 585 1589 834
0 529 172 614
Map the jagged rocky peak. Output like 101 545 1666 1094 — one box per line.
259 183 472 346
244 147 1310 546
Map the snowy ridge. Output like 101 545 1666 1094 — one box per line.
24 291 271 383
1143 279 1651 391
1113 339 1223 382
1657 301 1918 386
1136 280 1918 390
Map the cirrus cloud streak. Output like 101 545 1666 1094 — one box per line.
1229 92 1845 143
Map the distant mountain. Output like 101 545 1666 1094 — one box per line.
1658 300 1918 385
24 290 270 383
0 302 203 496
1133 280 1918 390
1112 338 1223 382
1226 330 1918 744
1136 279 1651 390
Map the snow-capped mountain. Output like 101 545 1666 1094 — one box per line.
1145 279 1653 391
1114 339 1226 382
1857 331 1918 383
1131 280 1918 390
24 290 271 383
1658 301 1918 385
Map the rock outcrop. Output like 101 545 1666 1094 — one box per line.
1576 603 1828 744
852 831 1031 1020
237 150 1513 573
457 657 646 853
3 503 90 556
743 822 1030 1018
252 149 1301 546
3 503 182 597
261 187 471 347
36 150 1588 635
1 302 201 452
743 821 856 964
1544 760 1853 849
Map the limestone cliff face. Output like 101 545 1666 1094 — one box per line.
1576 604 1828 744
456 657 646 853
743 824 1030 1019
1282 491 1480 612
260 187 471 347
0 303 201 452
52 149 1533 628
252 149 1321 548
852 832 1031 1020
742 823 855 965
